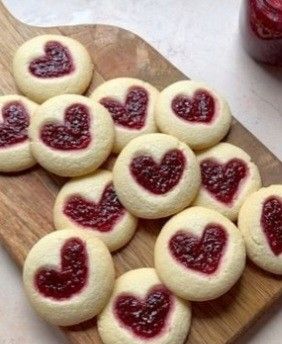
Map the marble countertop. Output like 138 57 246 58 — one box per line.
0 0 281 343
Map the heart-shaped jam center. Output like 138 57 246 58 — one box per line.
130 149 186 195
0 101 29 148
64 183 125 232
114 286 172 338
261 197 282 256
200 158 248 204
169 225 227 274
35 237 88 300
40 103 91 150
100 86 148 129
172 90 215 123
29 41 74 78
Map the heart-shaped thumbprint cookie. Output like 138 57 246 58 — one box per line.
0 95 38 172
13 34 93 103
29 94 114 177
23 229 115 326
113 133 201 219
54 169 138 252
98 268 191 344
193 142 262 222
239 185 282 275
155 207 246 301
155 80 232 150
91 78 159 153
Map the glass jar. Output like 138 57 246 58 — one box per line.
240 0 282 65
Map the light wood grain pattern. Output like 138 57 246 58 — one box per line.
0 3 281 344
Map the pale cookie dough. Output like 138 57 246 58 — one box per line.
98 268 191 344
238 185 282 275
193 142 262 221
29 95 114 177
113 133 201 219
155 80 232 150
155 207 246 301
23 229 115 326
54 169 138 252
91 78 158 153
13 35 93 103
0 95 37 172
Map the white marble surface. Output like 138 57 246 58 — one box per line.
0 0 281 343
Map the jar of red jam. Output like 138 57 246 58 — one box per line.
240 0 282 65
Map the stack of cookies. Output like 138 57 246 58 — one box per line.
2 34 281 344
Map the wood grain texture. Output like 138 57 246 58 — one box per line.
0 3 281 344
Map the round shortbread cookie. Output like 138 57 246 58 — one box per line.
29 95 114 177
193 142 262 221
154 207 246 301
98 268 191 344
113 133 201 219
13 35 93 104
91 78 158 153
23 229 115 326
0 95 37 172
155 80 232 150
238 185 282 275
54 169 138 252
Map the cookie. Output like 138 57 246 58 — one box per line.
193 142 262 221
113 133 201 219
238 185 282 275
13 35 93 103
0 95 37 172
23 229 115 326
155 80 232 150
91 78 158 153
98 268 191 344
29 94 114 177
54 169 138 252
155 207 246 301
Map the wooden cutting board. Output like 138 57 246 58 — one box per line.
0 3 281 344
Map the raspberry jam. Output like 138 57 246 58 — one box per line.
40 103 91 150
130 149 186 194
35 238 88 300
0 101 29 148
169 225 227 274
114 286 172 338
240 0 282 65
100 86 148 129
64 183 125 232
29 41 74 78
200 158 248 204
261 196 282 255
172 90 215 123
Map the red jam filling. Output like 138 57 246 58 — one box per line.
261 196 282 255
169 225 227 274
100 86 148 129
200 158 248 204
35 238 88 300
40 103 91 150
171 90 215 123
240 0 282 65
0 101 29 148
249 0 282 39
63 183 125 232
114 286 172 338
130 149 186 195
29 41 74 78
